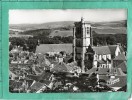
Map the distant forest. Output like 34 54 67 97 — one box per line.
9 29 127 52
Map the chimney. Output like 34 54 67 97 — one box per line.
117 43 121 46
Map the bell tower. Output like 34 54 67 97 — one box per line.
73 17 93 72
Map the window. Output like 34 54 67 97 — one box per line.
107 54 111 60
75 27 82 38
99 55 102 60
76 39 82 47
94 54 97 60
87 27 90 35
103 55 106 60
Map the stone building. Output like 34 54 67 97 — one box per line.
73 17 92 72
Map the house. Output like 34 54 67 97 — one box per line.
36 43 126 72
93 45 125 69
85 67 126 89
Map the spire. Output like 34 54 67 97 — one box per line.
81 17 84 23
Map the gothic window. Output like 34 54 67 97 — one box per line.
76 39 82 47
87 27 90 38
75 27 82 38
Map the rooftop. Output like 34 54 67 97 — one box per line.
36 44 73 54
36 44 123 56
113 53 126 60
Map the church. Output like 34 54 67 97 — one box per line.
35 18 127 89
73 17 126 74
36 18 126 74
73 18 126 89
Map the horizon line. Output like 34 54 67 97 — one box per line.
9 19 127 25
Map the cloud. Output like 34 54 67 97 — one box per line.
9 9 127 24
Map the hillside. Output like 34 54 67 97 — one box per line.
10 21 75 31
9 20 127 37
20 29 51 36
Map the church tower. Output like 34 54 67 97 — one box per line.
73 17 93 72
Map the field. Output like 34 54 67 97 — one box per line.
9 20 127 37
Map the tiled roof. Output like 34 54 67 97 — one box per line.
33 66 42 74
107 75 126 88
117 85 126 91
50 62 72 73
36 44 123 57
36 44 72 54
85 68 97 74
27 71 52 81
98 68 109 74
86 68 125 75
99 75 126 88
119 46 124 53
92 45 121 55
116 68 126 76
86 68 109 75
116 61 127 73
9 71 17 78
108 45 117 55
109 68 115 75
92 46 111 55
30 81 44 90
9 80 23 89
99 75 109 81
113 53 126 60
40 58 51 68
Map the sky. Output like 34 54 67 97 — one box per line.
9 9 127 24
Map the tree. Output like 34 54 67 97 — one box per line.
85 45 95 70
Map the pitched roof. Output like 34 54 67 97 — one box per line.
40 57 51 68
36 44 72 54
98 68 109 74
108 45 117 55
34 66 42 73
113 53 126 60
116 68 126 76
107 75 126 88
86 68 109 75
86 68 125 75
92 46 111 55
27 71 52 81
99 75 127 88
99 75 109 81
117 85 127 91
36 44 124 58
50 62 72 73
9 81 23 89
92 45 122 55
30 82 44 90
116 61 127 72
119 46 124 53
85 68 97 74
9 71 17 78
